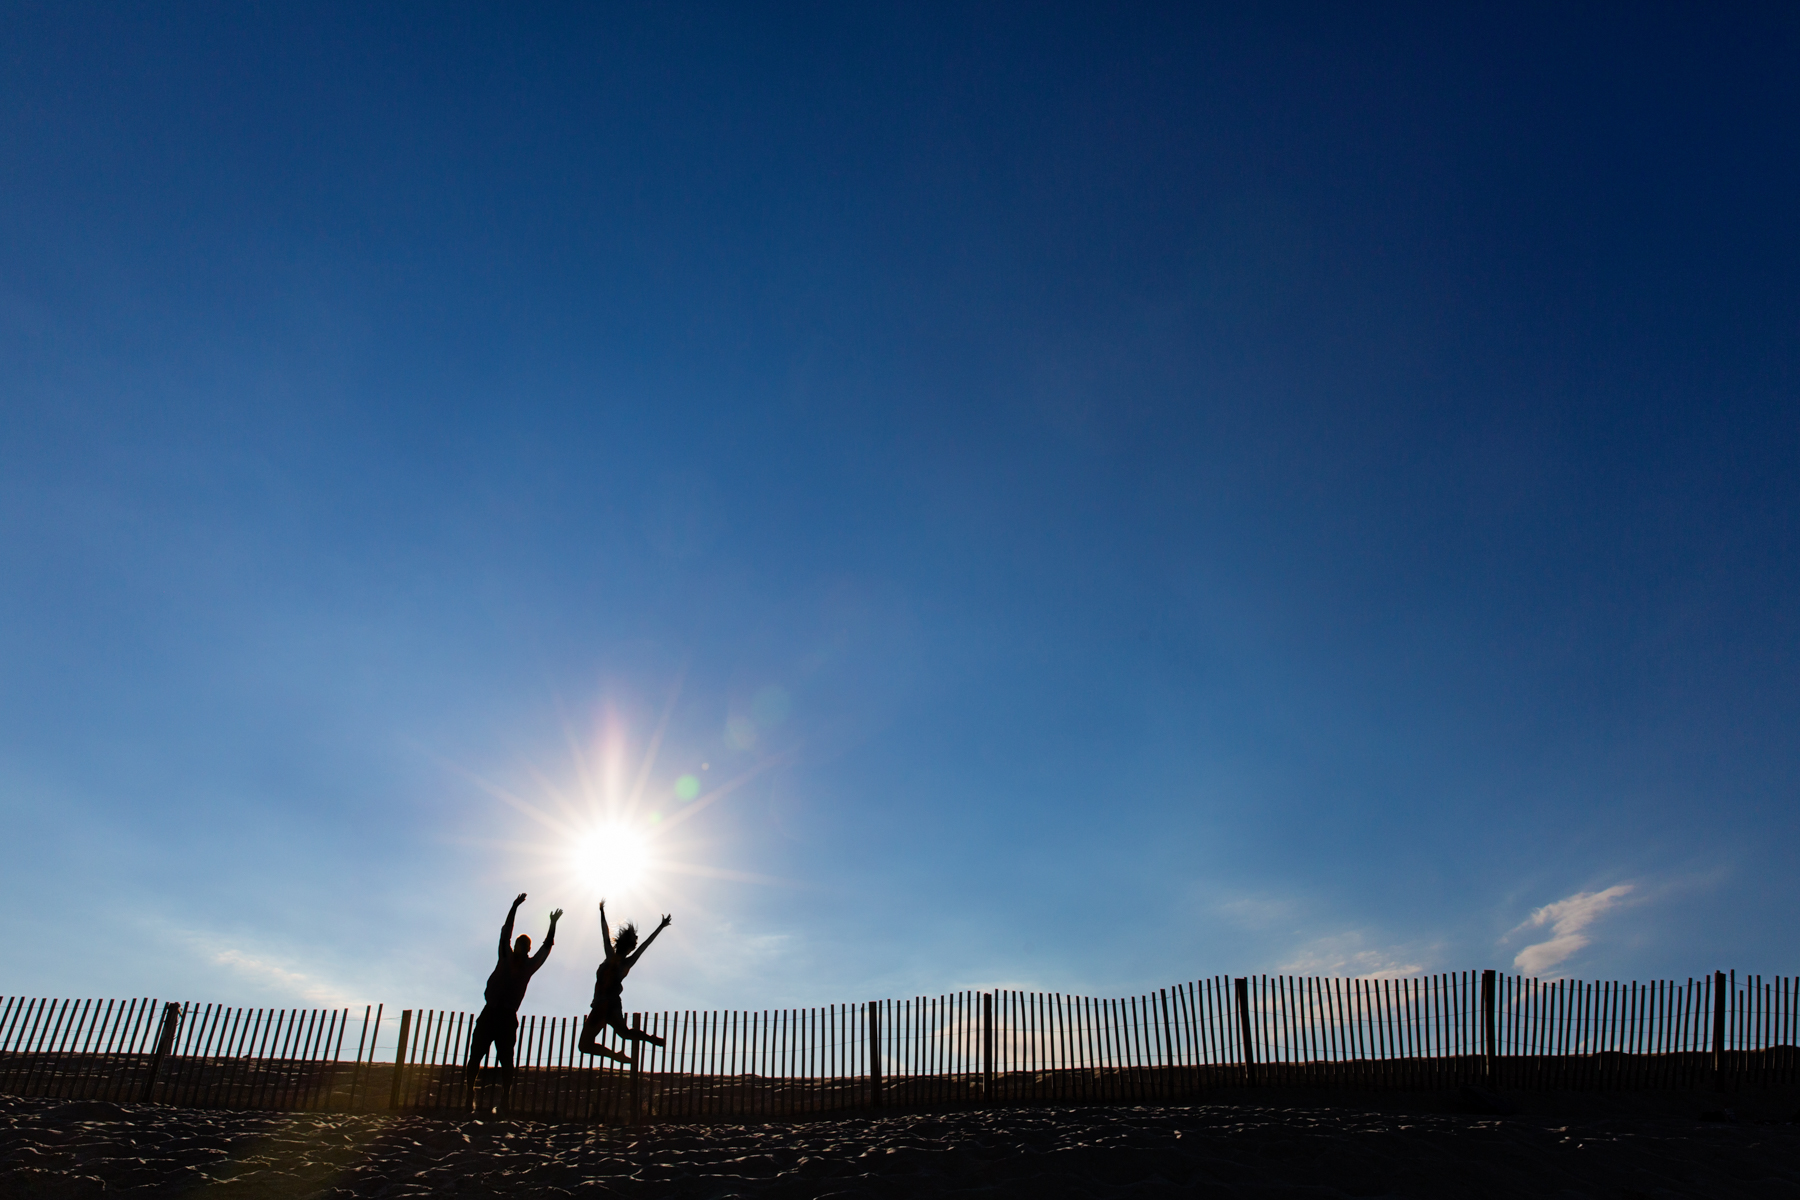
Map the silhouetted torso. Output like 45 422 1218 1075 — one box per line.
591 959 624 1012
486 950 541 1014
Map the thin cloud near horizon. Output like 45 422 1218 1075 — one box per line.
1506 884 1636 977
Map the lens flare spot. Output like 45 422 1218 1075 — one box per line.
674 774 700 800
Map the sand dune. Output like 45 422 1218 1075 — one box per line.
2 1090 1797 1197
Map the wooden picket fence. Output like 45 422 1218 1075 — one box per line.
1 970 1794 1121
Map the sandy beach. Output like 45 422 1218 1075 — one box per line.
3 1090 1797 1198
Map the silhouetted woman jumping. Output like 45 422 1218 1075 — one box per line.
577 899 671 1064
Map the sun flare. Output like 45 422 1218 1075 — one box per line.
569 821 654 894
471 692 792 917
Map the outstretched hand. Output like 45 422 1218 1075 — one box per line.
549 908 564 923
513 892 527 907
659 914 673 928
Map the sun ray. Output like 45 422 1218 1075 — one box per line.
654 860 803 888
627 665 687 810
458 769 580 836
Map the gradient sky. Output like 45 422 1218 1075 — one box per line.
3 3 1797 1021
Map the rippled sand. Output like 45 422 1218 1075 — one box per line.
3 1090 1797 1197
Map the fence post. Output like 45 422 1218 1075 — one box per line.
1234 978 1257 1086
1480 969 1496 1085
388 1010 412 1111
138 1002 183 1103
981 993 994 1101
868 1002 882 1107
1711 971 1727 1088
630 1013 642 1124
1159 988 1174 1070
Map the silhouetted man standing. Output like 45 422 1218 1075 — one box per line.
465 892 561 1112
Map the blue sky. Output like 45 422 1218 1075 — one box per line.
2 3 1797 1019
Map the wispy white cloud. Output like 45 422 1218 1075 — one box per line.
212 947 356 1007
127 912 365 1007
1507 884 1635 976
1279 931 1428 979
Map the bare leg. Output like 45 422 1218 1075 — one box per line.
577 1010 633 1063
465 1010 498 1110
608 1010 666 1049
496 1016 517 1116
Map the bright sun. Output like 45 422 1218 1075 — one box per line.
569 822 654 893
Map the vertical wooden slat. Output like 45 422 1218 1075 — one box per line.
250 1010 285 1111
8 999 50 1093
1075 990 1090 1101
249 1008 282 1112
96 999 127 1101
1379 979 1396 1084
1251 979 1269 1083
355 1005 379 1112
286 1008 317 1109
1120 995 1137 1099
68 998 112 1100
291 1008 324 1111
200 1003 238 1108
212 1007 246 1108
1233 977 1256 1086
1089 995 1105 1101
280 1009 317 1111
868 1001 881 1107
1313 978 1330 1073
713 1006 727 1118
299 1009 331 1112
1710 971 1725 1083
1075 991 1091 1103
1323 977 1343 1072
1087 993 1101 1101
39 999 82 1097
100 999 139 1101
170 1003 211 1107
1176 982 1196 1089
43 999 93 1099
60 1000 101 1098
388 1009 412 1110
0 998 22 1077
320 1009 348 1112
21 999 70 1097
1102 994 1117 1102
981 992 993 1102
1068 995 1084 1102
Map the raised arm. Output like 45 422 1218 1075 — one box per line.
499 892 525 957
530 908 563 968
598 900 617 966
627 914 673 969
